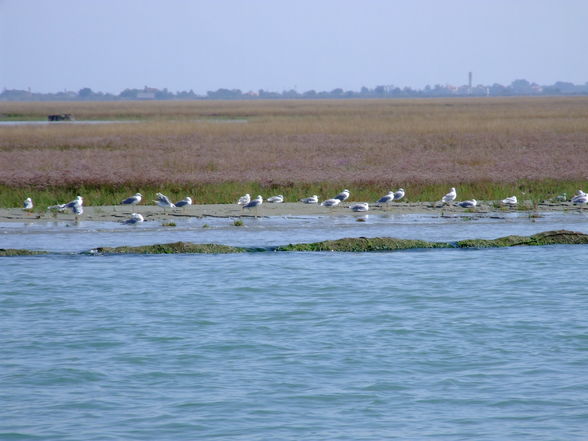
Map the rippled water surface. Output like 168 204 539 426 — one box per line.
1 214 587 440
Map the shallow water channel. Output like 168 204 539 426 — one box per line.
1 211 587 252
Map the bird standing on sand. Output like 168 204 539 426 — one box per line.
321 198 341 207
62 196 84 220
571 190 587 203
377 191 395 205
243 195 263 209
237 194 251 205
243 195 263 217
124 213 144 224
441 187 457 204
23 198 33 210
175 197 193 208
458 199 477 208
154 193 175 211
393 188 405 201
300 195 319 204
572 195 588 205
350 202 369 212
334 189 350 201
121 193 142 205
501 196 518 205
267 195 284 203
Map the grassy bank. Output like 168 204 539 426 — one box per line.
0 179 584 209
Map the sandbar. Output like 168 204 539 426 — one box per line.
0 200 585 223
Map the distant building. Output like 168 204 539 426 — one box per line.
137 86 158 100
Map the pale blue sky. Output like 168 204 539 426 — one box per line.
1 0 587 94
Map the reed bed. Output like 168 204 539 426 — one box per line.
1 97 587 206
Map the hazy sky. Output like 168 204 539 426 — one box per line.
1 0 587 94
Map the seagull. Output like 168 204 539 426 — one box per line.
237 194 251 205
23 197 33 210
571 190 587 203
393 188 405 201
300 195 319 204
59 196 84 220
441 187 457 204
458 199 477 208
321 198 341 207
175 196 192 207
124 213 144 224
377 191 395 205
350 202 369 212
501 196 518 205
72 203 84 218
121 193 142 205
572 195 588 205
64 195 83 209
334 189 350 201
267 195 284 203
154 193 175 210
243 195 263 217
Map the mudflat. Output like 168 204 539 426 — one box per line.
1 200 585 223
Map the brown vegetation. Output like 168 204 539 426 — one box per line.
1 97 587 204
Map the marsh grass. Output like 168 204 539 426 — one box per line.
1 97 588 206
2 180 586 208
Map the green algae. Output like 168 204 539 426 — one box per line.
4 230 588 256
274 237 451 252
456 230 588 248
0 248 48 256
93 241 245 254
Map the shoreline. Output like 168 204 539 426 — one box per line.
1 200 586 223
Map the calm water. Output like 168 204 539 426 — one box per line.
1 214 588 440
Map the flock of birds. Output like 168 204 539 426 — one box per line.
20 187 588 224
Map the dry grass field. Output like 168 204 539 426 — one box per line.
1 97 587 206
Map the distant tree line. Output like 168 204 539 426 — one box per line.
2 79 588 101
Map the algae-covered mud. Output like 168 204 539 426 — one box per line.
93 242 244 254
455 230 588 248
275 237 451 252
3 230 587 256
276 230 588 252
0 248 48 256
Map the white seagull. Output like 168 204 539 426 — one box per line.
23 197 33 210
300 195 319 204
458 199 477 208
243 194 263 208
72 204 83 219
393 188 405 201
121 193 142 205
377 191 395 205
334 189 350 201
124 213 144 224
237 194 251 205
243 195 263 216
175 196 193 207
441 187 457 204
501 196 518 205
321 198 341 207
571 190 587 203
572 195 588 205
59 196 84 220
267 195 284 203
350 202 369 212
154 193 175 210
64 196 83 210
